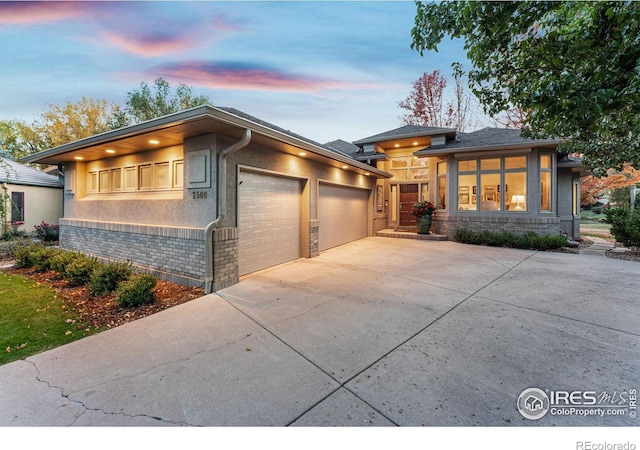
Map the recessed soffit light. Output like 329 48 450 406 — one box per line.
149 139 160 145
74 156 84 160
106 149 116 154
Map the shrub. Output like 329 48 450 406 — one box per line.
32 246 63 271
591 206 603 214
64 254 99 286
12 244 44 268
49 250 78 274
454 229 568 251
115 274 157 307
90 260 133 295
604 206 640 248
33 222 59 242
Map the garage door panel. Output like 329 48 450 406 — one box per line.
319 184 368 252
239 172 301 276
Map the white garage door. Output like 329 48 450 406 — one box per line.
238 171 301 276
319 183 369 251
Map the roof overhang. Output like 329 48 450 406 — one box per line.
413 140 563 157
23 105 391 179
353 128 457 147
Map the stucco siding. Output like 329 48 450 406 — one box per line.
5 184 62 232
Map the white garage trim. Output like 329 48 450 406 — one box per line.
238 169 303 276
318 182 369 252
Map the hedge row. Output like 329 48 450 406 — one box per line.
454 229 568 251
13 244 156 307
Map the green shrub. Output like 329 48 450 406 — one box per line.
605 206 640 248
12 244 44 268
31 246 63 271
49 250 77 273
64 254 99 286
115 274 157 307
90 260 133 295
1 239 30 259
454 229 568 251
591 206 603 214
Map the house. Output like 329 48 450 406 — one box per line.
23 106 390 292
350 125 587 240
0 158 63 235
23 105 584 292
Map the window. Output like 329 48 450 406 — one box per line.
99 170 110 192
457 155 528 212
139 165 152 190
11 192 24 222
86 159 183 194
88 172 98 192
112 169 122 191
124 166 136 190
156 162 170 189
389 156 430 180
540 154 552 211
437 161 447 210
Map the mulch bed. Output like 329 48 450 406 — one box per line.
9 266 204 330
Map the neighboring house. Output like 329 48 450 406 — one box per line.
350 125 587 240
0 158 63 234
23 106 389 292
23 105 585 292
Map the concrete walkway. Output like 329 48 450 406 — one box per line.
580 236 615 256
1 237 639 426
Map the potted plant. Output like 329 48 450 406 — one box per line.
411 201 436 234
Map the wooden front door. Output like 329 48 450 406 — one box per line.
399 184 419 226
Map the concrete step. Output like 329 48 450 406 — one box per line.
376 229 448 241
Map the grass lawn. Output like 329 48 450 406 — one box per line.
0 272 102 365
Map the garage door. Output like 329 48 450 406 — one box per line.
238 171 301 276
319 183 369 251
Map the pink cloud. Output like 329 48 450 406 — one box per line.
0 1 90 26
155 62 381 93
101 31 200 58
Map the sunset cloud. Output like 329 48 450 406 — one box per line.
101 31 200 58
154 61 383 92
0 1 91 26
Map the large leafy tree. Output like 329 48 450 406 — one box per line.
411 1 640 175
124 77 211 124
34 97 122 148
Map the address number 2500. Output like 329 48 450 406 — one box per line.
192 191 208 200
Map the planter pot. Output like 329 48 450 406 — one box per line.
416 214 432 234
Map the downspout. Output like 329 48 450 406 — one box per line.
204 129 252 293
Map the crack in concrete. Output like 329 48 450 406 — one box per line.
21 328 261 426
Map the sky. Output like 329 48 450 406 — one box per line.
0 0 488 144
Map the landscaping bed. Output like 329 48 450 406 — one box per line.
11 265 204 330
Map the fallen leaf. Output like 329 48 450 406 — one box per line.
65 330 72 335
246 347 252 351
16 343 27 350
5 347 10 353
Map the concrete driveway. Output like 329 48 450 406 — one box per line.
1 237 639 426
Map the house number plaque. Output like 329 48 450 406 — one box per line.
192 191 208 200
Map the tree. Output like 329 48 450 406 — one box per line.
124 77 211 124
399 65 478 131
0 120 48 161
399 70 447 127
411 1 640 175
34 97 122 148
493 106 528 130
580 164 640 206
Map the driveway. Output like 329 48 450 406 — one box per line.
1 237 639 426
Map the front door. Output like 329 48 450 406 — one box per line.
399 184 419 226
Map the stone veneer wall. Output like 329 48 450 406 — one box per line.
59 219 206 287
309 219 319 257
373 214 389 233
211 227 238 291
433 215 561 240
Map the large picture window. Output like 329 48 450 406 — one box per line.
457 155 528 212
